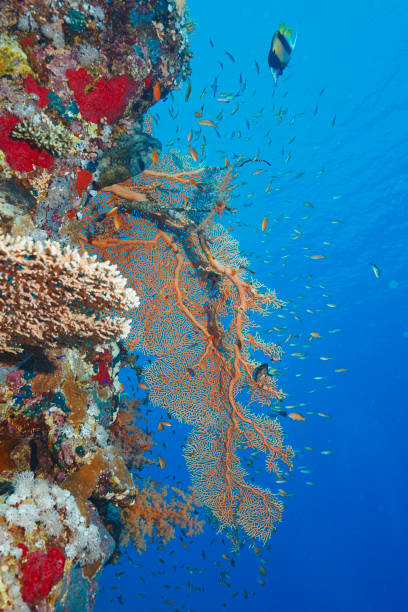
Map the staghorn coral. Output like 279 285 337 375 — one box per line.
80 149 294 544
0 233 140 352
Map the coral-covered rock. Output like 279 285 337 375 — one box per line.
0 0 192 240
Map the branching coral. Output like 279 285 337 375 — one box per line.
0 233 140 352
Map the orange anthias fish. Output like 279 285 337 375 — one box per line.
152 150 159 164
153 81 161 101
288 412 306 421
113 213 121 230
189 146 198 162
158 456 166 469
261 217 268 231
198 119 217 127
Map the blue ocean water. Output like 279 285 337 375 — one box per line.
96 0 408 610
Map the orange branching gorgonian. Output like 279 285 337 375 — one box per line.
80 150 294 543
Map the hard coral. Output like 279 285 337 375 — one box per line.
0 234 140 351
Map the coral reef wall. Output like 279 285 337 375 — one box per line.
0 0 292 609
0 1 198 609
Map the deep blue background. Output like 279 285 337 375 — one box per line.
96 0 408 610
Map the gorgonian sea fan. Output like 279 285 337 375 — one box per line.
80 150 293 542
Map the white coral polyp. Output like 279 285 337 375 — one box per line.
0 473 102 566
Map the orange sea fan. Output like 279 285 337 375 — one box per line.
80 152 293 543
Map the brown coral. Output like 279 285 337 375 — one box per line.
0 233 140 352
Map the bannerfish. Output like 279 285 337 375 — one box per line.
268 24 296 84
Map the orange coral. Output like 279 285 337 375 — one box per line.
121 483 203 552
81 153 293 543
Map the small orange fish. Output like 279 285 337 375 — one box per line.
261 217 268 231
106 207 118 217
288 412 306 421
310 254 326 259
119 383 124 392
158 456 166 469
189 146 198 162
304 201 314 207
153 81 161 101
157 422 163 431
138 383 148 390
187 129 193 142
113 213 121 230
198 119 216 127
160 420 172 427
310 332 321 338
335 368 348 373
224 157 230 167
152 150 159 164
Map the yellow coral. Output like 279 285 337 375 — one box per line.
0 34 33 77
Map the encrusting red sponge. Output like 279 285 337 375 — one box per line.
21 546 65 604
